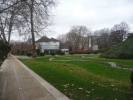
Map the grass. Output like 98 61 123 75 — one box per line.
49 54 133 67
90 58 133 67
19 55 133 100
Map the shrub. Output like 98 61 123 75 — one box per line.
97 48 110 53
40 52 44 56
87 51 91 54
130 71 133 85
0 51 7 60
1 55 6 60
51 52 55 56
27 52 32 57
44 50 49 55
93 50 98 54
74 51 87 54
69 51 74 55
36 49 40 55
56 50 61 55
60 52 65 55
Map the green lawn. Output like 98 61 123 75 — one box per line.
19 55 133 100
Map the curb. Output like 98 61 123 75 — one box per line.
12 55 70 100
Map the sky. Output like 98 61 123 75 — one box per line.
47 0 133 38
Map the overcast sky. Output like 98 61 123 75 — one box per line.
46 0 133 38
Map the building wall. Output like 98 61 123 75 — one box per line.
36 42 60 52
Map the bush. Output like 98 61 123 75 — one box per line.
74 51 87 54
44 50 49 55
97 48 110 53
87 51 91 54
60 52 65 55
56 50 62 55
27 52 32 57
40 52 44 56
93 51 98 54
51 52 55 56
1 55 6 60
69 51 74 55
0 51 7 60
36 49 40 55
130 71 133 85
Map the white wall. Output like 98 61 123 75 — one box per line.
92 45 98 50
36 42 60 52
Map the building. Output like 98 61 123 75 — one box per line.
35 36 60 53
89 36 99 50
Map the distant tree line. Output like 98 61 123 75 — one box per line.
57 22 130 51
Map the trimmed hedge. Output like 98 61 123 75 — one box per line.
100 36 133 59
27 52 32 57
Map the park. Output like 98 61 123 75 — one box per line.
1 0 133 100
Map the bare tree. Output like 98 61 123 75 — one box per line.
78 26 91 51
66 26 81 51
57 34 67 44
0 0 28 44
111 22 130 42
96 28 110 48
18 0 58 57
0 0 21 13
0 0 58 57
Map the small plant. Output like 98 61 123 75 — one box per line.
51 52 55 56
61 52 65 55
27 52 32 57
69 51 74 55
40 52 44 56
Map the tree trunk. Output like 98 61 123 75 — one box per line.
30 0 37 57
8 14 14 43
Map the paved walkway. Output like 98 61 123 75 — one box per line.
0 56 69 100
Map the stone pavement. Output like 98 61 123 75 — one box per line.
0 56 70 100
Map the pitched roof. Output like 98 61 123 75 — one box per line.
36 36 59 43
